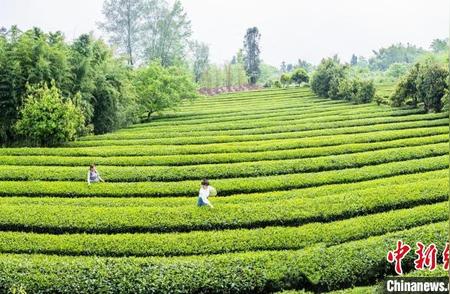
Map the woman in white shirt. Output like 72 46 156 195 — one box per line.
197 178 214 208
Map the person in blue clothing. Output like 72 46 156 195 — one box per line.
197 178 214 208
87 164 104 185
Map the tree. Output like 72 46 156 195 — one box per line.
259 63 280 86
430 38 448 53
386 63 410 79
0 27 71 143
350 54 358 66
14 82 84 146
280 73 291 88
243 27 261 84
415 61 448 112
99 0 147 66
390 60 448 112
100 0 192 67
143 0 192 67
296 59 313 72
369 43 425 71
291 68 309 85
311 58 346 98
191 41 209 83
286 63 293 72
134 62 197 120
280 61 287 73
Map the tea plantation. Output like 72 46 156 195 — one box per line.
0 87 448 293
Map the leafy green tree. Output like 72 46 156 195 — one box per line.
390 63 419 107
99 0 147 66
311 58 346 98
259 63 280 85
191 41 209 83
430 38 449 53
243 27 261 84
280 61 287 73
144 0 192 67
415 61 448 112
14 82 84 146
369 43 425 71
280 73 291 88
386 63 410 79
390 60 448 112
100 0 192 67
337 78 375 104
135 62 197 120
291 68 309 85
296 59 313 72
0 27 71 143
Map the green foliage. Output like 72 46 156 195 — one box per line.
99 0 192 67
0 154 446 197
390 60 448 112
415 61 448 112
0 196 445 256
191 41 209 83
430 38 449 53
0 142 446 182
243 27 261 84
337 78 375 104
259 63 280 85
386 62 410 78
369 43 425 70
280 73 291 87
0 222 445 293
310 58 346 98
0 27 142 144
135 62 197 120
311 58 374 103
290 68 309 85
199 63 248 88
0 88 448 292
14 82 84 146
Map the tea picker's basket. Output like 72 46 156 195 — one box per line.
209 186 217 196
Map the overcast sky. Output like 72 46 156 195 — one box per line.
0 0 448 66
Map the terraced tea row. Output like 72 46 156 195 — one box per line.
1 169 445 207
0 201 445 257
0 178 445 234
0 143 446 182
2 134 446 166
0 222 445 293
70 113 447 146
0 155 446 197
2 126 446 157
0 88 447 293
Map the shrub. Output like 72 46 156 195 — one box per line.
311 58 346 98
0 222 445 293
273 80 282 88
14 82 85 146
337 78 375 104
0 200 445 257
415 61 448 112
280 73 292 88
390 60 448 112
291 68 309 86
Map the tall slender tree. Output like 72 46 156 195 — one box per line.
143 0 192 66
98 0 147 66
243 27 261 84
191 41 209 83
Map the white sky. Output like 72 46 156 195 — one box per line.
0 0 448 66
